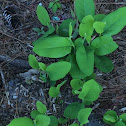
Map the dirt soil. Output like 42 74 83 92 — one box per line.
0 0 126 126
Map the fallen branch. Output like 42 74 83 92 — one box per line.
0 55 31 69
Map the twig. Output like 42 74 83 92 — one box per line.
40 88 47 104
0 68 11 105
0 30 26 44
0 55 31 69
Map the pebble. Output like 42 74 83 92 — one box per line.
13 95 18 99
1 105 6 108
39 3 43 6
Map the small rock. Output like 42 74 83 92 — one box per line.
13 95 18 99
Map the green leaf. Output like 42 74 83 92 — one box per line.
48 2 55 8
7 117 34 126
31 110 40 119
50 81 56 86
41 26 55 38
58 117 68 124
79 15 94 42
78 79 102 102
94 55 114 73
85 73 96 82
83 100 92 106
46 62 71 81
103 110 118 125
69 123 79 126
32 27 55 46
70 79 83 90
33 28 41 32
49 80 66 97
71 8 75 18
91 36 118 56
94 14 106 21
57 80 66 90
119 113 126 124
52 3 58 13
75 0 95 22
103 7 126 35
36 115 50 126
68 54 86 79
76 46 94 76
114 121 126 126
74 38 83 48
49 86 59 97
36 101 47 114
72 28 79 39
59 19 76 37
49 116 58 126
64 102 84 119
33 36 72 58
37 5 50 26
93 21 106 34
69 22 73 38
77 108 92 125
57 3 61 9
104 115 117 123
38 62 47 71
28 54 39 69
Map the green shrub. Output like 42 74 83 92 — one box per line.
8 0 126 125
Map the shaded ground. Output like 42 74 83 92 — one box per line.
0 0 126 126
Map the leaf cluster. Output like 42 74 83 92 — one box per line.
8 0 126 126
103 110 126 126
48 0 61 13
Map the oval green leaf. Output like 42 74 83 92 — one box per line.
48 2 54 8
52 3 58 13
7 117 34 126
70 79 83 90
119 113 126 124
39 62 47 71
114 121 125 126
79 15 94 43
76 46 94 76
68 54 86 79
59 19 76 37
49 86 59 97
94 14 106 21
103 7 126 35
28 54 39 69
94 55 114 73
49 80 66 97
91 36 118 56
64 102 84 119
78 79 102 102
75 0 95 22
49 116 58 126
36 101 47 114
46 62 71 81
31 110 40 119
33 36 72 58
58 117 68 124
77 108 92 125
37 5 50 26
93 21 106 34
36 115 50 126
103 110 118 125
